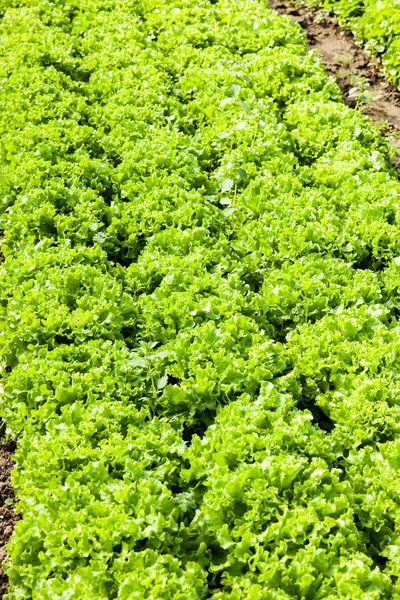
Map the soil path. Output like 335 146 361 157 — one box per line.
269 1 400 150
0 428 17 599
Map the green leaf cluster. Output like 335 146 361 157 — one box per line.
1 0 400 598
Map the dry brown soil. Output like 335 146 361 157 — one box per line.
0 428 17 599
269 1 400 157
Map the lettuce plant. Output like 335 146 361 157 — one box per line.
1 0 400 598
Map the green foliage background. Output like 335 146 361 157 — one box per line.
2 0 400 597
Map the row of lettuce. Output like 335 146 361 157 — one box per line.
301 0 400 88
2 0 400 597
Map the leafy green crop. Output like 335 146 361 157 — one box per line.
295 0 400 88
2 0 400 598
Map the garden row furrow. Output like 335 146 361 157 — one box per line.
298 0 400 89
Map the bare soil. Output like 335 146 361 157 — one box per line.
0 427 17 599
269 1 400 156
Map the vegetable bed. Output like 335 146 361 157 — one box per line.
2 0 400 597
